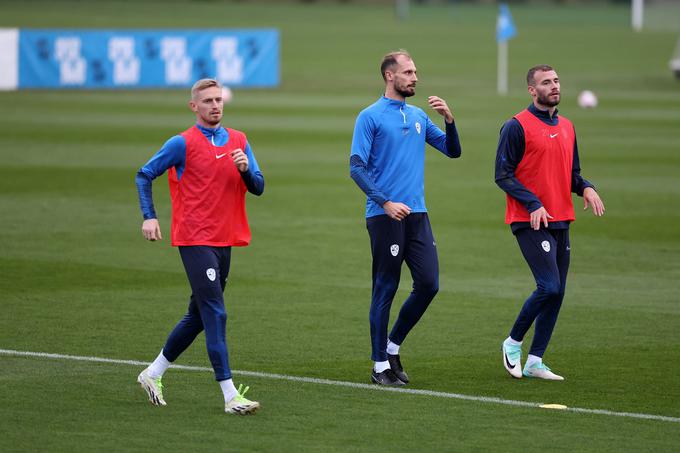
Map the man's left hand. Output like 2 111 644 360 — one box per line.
583 187 605 216
231 148 249 172
428 96 454 124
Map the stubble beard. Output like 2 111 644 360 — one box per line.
396 85 416 98
203 113 222 127
538 91 560 107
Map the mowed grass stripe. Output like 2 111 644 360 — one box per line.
2 348 679 424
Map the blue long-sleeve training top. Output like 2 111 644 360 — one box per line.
136 123 264 220
350 96 462 218
494 103 594 232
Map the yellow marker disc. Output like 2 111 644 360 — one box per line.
539 404 568 410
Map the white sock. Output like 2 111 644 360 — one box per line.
219 378 238 403
147 350 171 379
505 336 522 346
526 354 542 367
374 361 390 373
386 339 400 355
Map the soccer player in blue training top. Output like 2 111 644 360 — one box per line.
135 78 264 414
496 65 605 381
350 50 463 386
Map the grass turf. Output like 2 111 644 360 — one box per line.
1 1 679 451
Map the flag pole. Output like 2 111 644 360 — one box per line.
498 40 508 96
496 3 516 96
396 0 409 21
632 0 644 32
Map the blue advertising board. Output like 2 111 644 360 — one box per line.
12 29 279 89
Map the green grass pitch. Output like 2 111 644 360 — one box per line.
1 1 679 451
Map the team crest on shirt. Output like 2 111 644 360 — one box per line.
541 241 551 252
206 268 217 281
415 122 421 134
390 244 399 257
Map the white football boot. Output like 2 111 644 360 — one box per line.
225 384 260 415
502 339 523 379
523 362 564 381
137 368 167 406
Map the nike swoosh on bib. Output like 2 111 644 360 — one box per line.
215 153 228 159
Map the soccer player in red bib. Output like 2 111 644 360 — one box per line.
495 65 605 381
134 79 264 414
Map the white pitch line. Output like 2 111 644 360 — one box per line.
2 348 679 424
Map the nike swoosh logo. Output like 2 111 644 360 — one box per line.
215 153 228 159
504 353 517 370
549 133 559 138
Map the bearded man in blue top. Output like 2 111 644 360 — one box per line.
350 50 463 386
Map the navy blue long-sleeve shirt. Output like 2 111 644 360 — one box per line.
494 104 594 232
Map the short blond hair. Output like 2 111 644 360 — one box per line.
191 78 223 100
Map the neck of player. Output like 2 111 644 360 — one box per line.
533 100 557 118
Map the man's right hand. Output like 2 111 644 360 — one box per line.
529 206 553 230
142 218 162 241
383 201 411 221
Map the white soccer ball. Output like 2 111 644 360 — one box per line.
221 86 233 104
577 90 598 109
